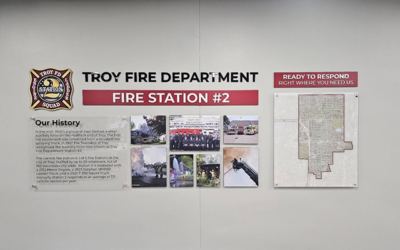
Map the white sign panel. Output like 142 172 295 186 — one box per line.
31 117 129 190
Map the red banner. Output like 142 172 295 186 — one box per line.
83 90 258 106
274 72 358 88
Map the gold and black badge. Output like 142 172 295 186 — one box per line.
29 68 73 111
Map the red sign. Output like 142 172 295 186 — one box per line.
274 72 358 88
83 90 258 106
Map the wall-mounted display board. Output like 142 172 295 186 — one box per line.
274 93 358 187
31 117 129 190
3 1 400 250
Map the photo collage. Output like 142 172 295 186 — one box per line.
130 115 259 188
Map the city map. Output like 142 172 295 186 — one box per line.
298 95 353 179
274 93 358 187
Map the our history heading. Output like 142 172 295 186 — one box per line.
82 71 259 83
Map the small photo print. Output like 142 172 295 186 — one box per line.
170 154 194 187
196 154 221 187
131 115 166 145
224 147 259 187
169 115 220 151
223 115 258 144
131 148 167 187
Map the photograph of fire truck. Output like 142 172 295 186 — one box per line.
131 148 167 187
223 147 259 187
223 115 258 144
131 115 166 145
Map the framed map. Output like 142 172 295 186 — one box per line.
274 93 358 187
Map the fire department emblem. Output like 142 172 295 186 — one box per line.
29 68 73 111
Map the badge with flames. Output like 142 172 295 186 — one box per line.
29 68 74 111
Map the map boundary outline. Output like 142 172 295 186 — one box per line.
298 94 354 179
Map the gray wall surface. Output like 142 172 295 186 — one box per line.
1 0 399 249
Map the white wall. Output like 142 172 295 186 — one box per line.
1 0 400 249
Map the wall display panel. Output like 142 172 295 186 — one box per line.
131 148 167 188
169 154 194 187
3 1 400 250
274 93 358 187
223 147 259 187
31 117 129 191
